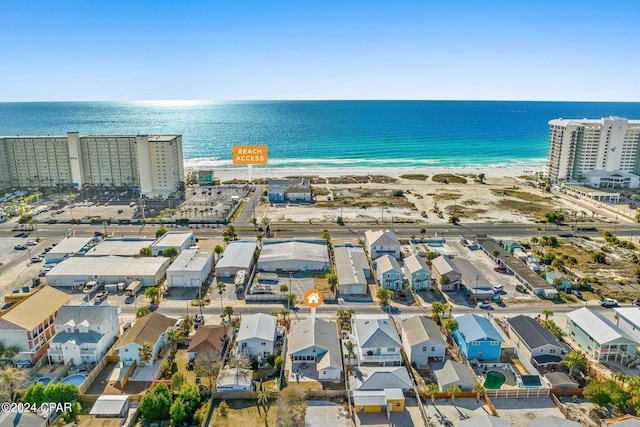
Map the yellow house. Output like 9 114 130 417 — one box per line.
353 388 405 413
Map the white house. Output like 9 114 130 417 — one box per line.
48 306 120 365
116 312 176 367
236 313 277 359
614 308 640 344
166 248 214 287
216 367 254 392
288 318 341 381
150 231 195 256
403 254 432 290
364 230 400 259
351 315 402 366
401 316 446 367
375 255 403 290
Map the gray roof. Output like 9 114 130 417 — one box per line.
54 305 120 332
506 315 563 351
567 308 636 345
51 330 103 345
544 372 578 388
614 307 640 327
353 317 401 348
89 395 129 416
404 254 429 274
0 411 47 427
288 318 341 370
431 256 460 276
449 257 490 287
334 245 368 286
151 231 193 248
460 415 511 427
455 313 502 343
237 313 276 342
259 241 329 264
365 230 399 247
47 255 169 277
402 316 445 347
375 254 401 275
528 416 580 427
166 249 212 273
48 237 93 256
353 366 412 390
435 360 476 389
607 418 640 427
216 367 253 388
215 241 257 269
86 238 155 256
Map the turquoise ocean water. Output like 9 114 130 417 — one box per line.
1 101 640 170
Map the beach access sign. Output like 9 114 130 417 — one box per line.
232 145 268 165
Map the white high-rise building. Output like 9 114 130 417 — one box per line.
546 117 640 187
0 133 184 196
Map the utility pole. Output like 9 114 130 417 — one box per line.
288 272 292 311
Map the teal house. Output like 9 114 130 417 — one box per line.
544 272 573 291
453 314 502 361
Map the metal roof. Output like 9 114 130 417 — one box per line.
529 416 581 427
402 316 445 347
90 395 129 417
86 238 155 256
215 241 257 269
334 245 368 286
236 313 276 343
506 315 563 351
48 237 94 256
614 307 640 327
166 249 212 273
259 241 329 264
151 231 193 248
449 257 490 287
455 313 502 343
353 317 401 348
460 415 511 427
374 254 401 275
567 308 636 345
46 255 169 277
404 254 429 274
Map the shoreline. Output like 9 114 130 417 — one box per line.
188 164 545 181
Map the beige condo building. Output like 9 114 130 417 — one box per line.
0 132 184 196
546 116 640 186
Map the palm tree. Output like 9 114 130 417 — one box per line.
472 383 486 402
223 306 234 324
279 284 288 297
439 275 450 290
138 341 154 379
562 350 588 379
279 308 290 326
145 287 161 305
444 318 458 334
431 301 448 322
217 282 226 314
3 346 19 363
344 340 357 371
447 385 461 406
542 309 554 322
425 383 440 405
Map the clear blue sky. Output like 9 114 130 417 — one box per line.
2 0 639 102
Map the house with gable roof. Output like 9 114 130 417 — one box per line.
288 318 341 381
364 230 400 259
401 316 445 367
187 325 227 361
236 313 277 359
430 256 461 291
351 315 402 366
453 313 503 360
505 315 566 369
116 312 176 367
375 255 403 290
403 254 432 290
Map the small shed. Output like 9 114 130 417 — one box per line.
90 395 130 418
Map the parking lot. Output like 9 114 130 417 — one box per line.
182 184 248 221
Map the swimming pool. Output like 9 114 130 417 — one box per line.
60 374 86 387
484 371 507 389
34 376 53 386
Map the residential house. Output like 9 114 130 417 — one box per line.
453 313 503 361
48 305 120 365
434 360 477 391
614 307 640 343
502 240 523 253
216 367 253 392
430 256 461 291
401 316 445 367
505 315 566 369
448 257 492 295
116 312 176 367
0 411 48 427
288 318 341 381
544 272 573 291
460 415 511 427
375 255 403 290
267 179 289 202
364 230 400 259
403 254 432 290
567 308 638 365
351 366 412 391
236 313 277 360
605 415 640 427
287 185 312 202
351 315 402 366
334 245 370 296
0 286 70 363
186 325 227 361
352 388 405 413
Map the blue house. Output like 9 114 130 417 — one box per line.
453 313 502 361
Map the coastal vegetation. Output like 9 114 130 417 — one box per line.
432 174 467 184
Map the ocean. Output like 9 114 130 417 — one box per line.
1 100 640 170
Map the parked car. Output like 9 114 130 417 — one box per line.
31 257 43 263
26 240 37 246
493 266 507 274
94 291 108 304
14 232 29 238
572 290 584 300
397 290 407 301
14 244 27 250
633 298 640 306
493 284 504 293
600 298 619 308
477 301 492 309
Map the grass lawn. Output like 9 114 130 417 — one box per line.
211 399 276 427
174 349 198 385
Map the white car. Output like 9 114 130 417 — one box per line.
26 240 37 246
493 285 504 293
600 298 619 308
477 301 492 309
